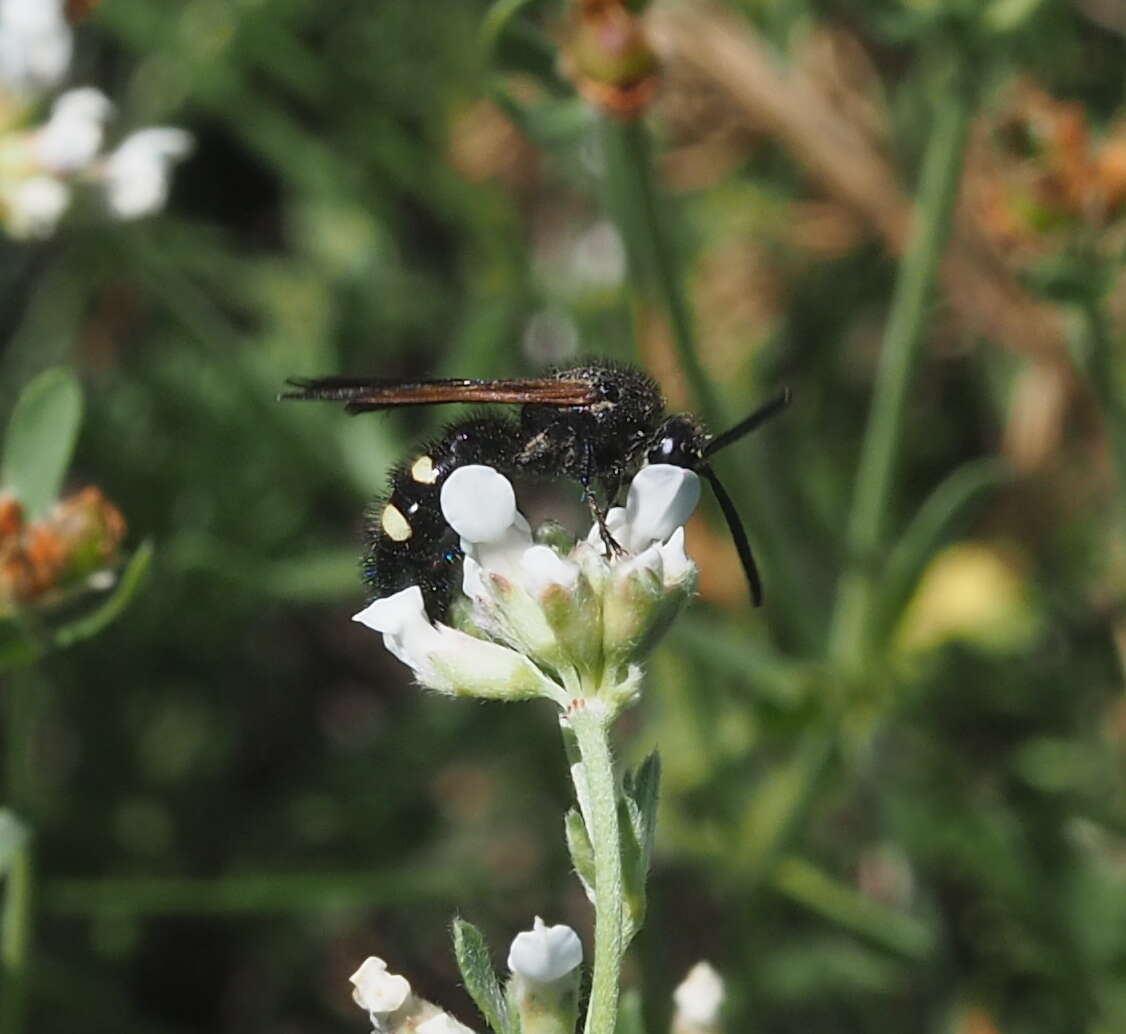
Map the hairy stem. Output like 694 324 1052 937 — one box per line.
568 704 623 1034
830 55 977 667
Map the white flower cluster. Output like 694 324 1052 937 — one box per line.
350 920 583 1034
350 957 477 1034
0 0 191 239
354 463 699 711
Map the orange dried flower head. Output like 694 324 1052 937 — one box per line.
0 486 126 612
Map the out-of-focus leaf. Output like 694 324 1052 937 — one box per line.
871 458 1007 647
451 917 515 1034
614 989 646 1034
0 809 29 878
769 855 934 960
1 367 83 518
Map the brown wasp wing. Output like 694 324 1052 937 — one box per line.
281 376 596 414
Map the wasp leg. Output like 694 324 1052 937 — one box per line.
580 441 626 556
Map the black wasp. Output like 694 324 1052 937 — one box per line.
283 361 789 620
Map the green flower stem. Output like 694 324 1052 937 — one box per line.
568 703 623 1034
829 54 977 667
1 671 39 1034
599 117 719 421
0 845 32 1034
1080 295 1126 516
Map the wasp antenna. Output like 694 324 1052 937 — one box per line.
703 388 791 459
699 464 763 607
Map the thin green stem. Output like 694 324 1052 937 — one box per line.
2 671 39 1034
0 845 32 1034
600 116 823 651
600 118 720 421
830 55 977 667
1080 295 1126 516
568 704 623 1034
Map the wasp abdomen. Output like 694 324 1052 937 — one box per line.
362 416 520 619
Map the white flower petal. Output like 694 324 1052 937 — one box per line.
673 962 725 1026
354 586 563 702
102 127 192 219
417 1014 476 1034
622 465 700 552
441 465 517 543
507 916 583 984
35 87 113 173
4 175 69 238
520 545 580 597
350 957 412 1016
658 526 694 588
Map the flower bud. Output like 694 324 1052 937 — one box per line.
507 918 583 1034
350 957 414 1027
565 0 660 120
672 962 725 1034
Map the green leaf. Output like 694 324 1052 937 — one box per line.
1 367 83 518
614 989 646 1034
870 458 1008 646
564 807 596 901
452 916 515 1034
0 809 29 878
770 855 934 960
52 540 154 650
619 752 660 945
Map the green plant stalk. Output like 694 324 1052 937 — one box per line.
600 116 823 651
0 845 32 1034
1 672 38 1034
830 58 976 667
568 704 623 1034
600 118 720 421
1080 295 1126 516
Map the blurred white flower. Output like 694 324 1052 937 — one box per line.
100 127 192 219
3 174 69 238
672 962 725 1033
354 463 699 710
0 0 72 94
507 916 583 984
34 87 112 172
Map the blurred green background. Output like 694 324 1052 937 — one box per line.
2 0 1125 1032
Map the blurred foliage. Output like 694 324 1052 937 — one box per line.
1 0 1125 1033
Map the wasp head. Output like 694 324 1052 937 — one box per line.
646 414 709 470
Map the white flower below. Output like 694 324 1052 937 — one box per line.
672 962 725 1032
416 1014 477 1034
100 127 193 219
34 87 113 173
0 0 72 94
3 174 69 238
353 585 567 705
507 916 583 984
350 957 412 1018
354 464 699 709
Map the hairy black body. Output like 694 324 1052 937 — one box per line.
283 361 788 619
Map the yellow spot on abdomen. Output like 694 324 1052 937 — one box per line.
381 503 412 542
410 455 438 484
